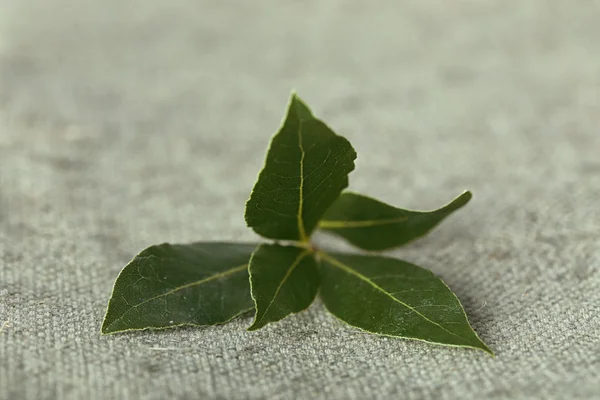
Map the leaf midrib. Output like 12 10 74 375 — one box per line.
319 216 409 229
318 252 465 341
103 263 248 332
297 120 307 241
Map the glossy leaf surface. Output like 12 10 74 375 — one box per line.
319 252 492 354
245 93 357 242
248 244 319 330
102 242 257 334
319 191 472 251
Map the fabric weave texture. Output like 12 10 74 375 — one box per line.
1 1 599 399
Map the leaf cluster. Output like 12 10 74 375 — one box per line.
101 94 492 355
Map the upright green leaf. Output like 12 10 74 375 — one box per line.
319 191 472 251
248 244 319 330
318 252 492 354
245 93 357 242
101 242 257 334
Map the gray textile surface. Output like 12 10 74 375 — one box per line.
1 1 599 399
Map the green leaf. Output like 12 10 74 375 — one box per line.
248 244 319 330
318 251 492 354
101 242 257 334
245 93 357 242
319 191 472 251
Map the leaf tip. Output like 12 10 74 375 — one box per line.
288 90 301 105
246 320 264 332
100 325 112 336
461 190 473 203
476 341 495 357
465 331 493 356
100 317 116 335
443 190 473 213
287 91 313 120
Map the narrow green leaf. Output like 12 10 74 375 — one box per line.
101 242 257 334
318 251 492 354
319 191 472 251
245 93 357 242
248 244 319 330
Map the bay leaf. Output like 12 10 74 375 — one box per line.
319 191 472 251
318 251 492 354
101 242 257 334
248 244 319 330
245 93 357 242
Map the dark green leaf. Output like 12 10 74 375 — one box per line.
319 191 472 251
248 244 319 330
245 93 357 242
101 242 257 334
318 251 492 354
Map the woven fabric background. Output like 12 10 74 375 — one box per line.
1 1 599 399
